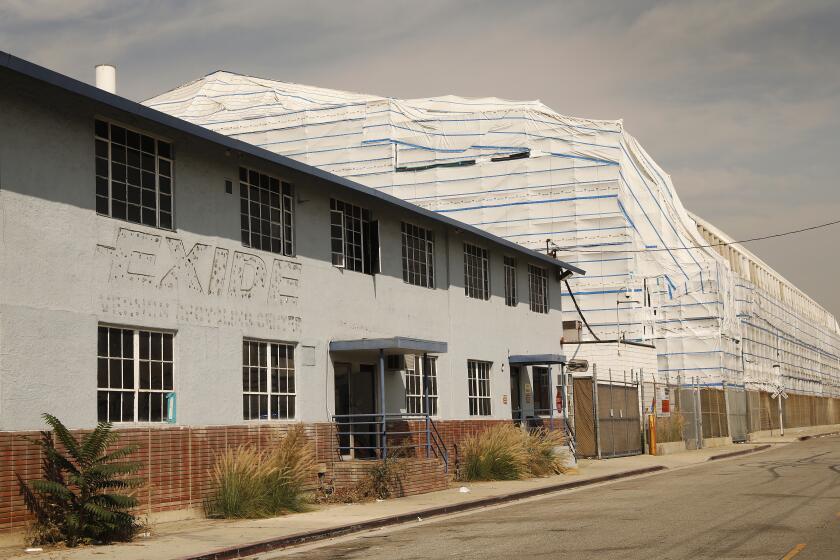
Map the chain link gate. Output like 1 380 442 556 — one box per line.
725 385 748 443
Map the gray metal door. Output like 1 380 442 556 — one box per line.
726 387 748 443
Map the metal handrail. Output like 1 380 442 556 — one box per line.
331 412 449 473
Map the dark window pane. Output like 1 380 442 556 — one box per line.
95 139 108 158
122 392 134 421
112 145 126 164
112 181 126 201
112 126 126 145
151 393 163 422
123 360 133 389
159 159 171 177
159 176 171 194
163 334 173 361
98 327 108 355
151 332 162 360
158 141 171 159
287 398 295 419
159 212 172 230
122 329 133 357
141 135 155 154
127 204 141 223
109 391 122 421
95 119 109 139
141 188 156 207
160 194 171 213
128 149 141 168
96 195 109 214
163 363 173 390
151 362 162 389
96 157 109 177
127 167 140 186
141 153 155 171
97 391 108 421
139 393 149 422
140 332 149 359
112 201 127 219
109 359 121 388
108 329 120 356
242 368 249 391
239 167 247 181
142 207 155 226
97 358 108 388
127 130 141 149
250 368 260 392
259 395 268 419
140 361 150 389
127 186 141 205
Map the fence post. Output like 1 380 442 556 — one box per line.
593 364 601 460
379 349 387 460
722 380 732 441
695 376 703 449
640 369 647 454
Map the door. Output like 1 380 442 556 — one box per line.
334 363 378 459
351 364 377 458
510 366 522 423
573 377 595 457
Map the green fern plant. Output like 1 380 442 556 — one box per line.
17 413 143 546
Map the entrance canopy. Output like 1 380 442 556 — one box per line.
508 354 566 366
329 337 447 355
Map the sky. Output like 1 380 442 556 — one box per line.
2 0 839 316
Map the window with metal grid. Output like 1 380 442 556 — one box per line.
468 360 492 416
97 326 174 423
401 222 435 288
532 366 550 414
528 264 549 314
463 243 489 300
242 340 296 420
504 256 517 306
95 120 173 229
330 199 378 273
239 167 294 255
406 356 438 415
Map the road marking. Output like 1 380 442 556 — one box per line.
780 543 806 560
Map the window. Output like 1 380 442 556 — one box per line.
239 167 294 255
463 243 489 300
529 264 549 314
406 356 438 415
95 119 173 229
532 366 550 414
467 360 492 416
504 256 517 307
401 222 435 288
242 340 296 420
97 326 174 423
330 199 379 274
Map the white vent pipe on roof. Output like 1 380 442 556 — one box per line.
95 64 116 94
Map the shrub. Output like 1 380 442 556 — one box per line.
459 424 529 481
204 425 315 519
459 424 570 481
525 428 568 476
17 413 142 547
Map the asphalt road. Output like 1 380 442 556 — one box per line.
270 436 840 560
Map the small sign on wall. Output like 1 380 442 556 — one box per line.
502 394 508 405
524 383 532 404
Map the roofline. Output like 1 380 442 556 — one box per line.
0 51 584 276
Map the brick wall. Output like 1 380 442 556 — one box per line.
0 419 512 536
328 457 448 498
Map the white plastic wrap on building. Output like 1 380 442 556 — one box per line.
145 72 840 396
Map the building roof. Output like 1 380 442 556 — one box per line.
0 51 584 276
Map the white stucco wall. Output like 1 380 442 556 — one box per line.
0 71 569 431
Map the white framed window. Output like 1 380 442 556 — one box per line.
467 360 492 416
401 222 435 288
330 198 379 274
242 340 296 420
95 119 173 229
239 166 294 256
406 356 438 415
464 243 489 300
97 325 174 423
504 256 517 307
529 264 549 314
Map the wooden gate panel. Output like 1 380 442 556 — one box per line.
572 378 595 457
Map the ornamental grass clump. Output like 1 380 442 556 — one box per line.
17 413 142 547
459 424 530 481
204 425 316 519
459 424 570 481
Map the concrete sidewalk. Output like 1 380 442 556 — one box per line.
747 423 840 444
0 439 781 560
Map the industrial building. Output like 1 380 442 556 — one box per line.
145 70 840 398
0 53 582 534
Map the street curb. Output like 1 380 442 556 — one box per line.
706 444 771 461
179 465 667 560
799 431 840 441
